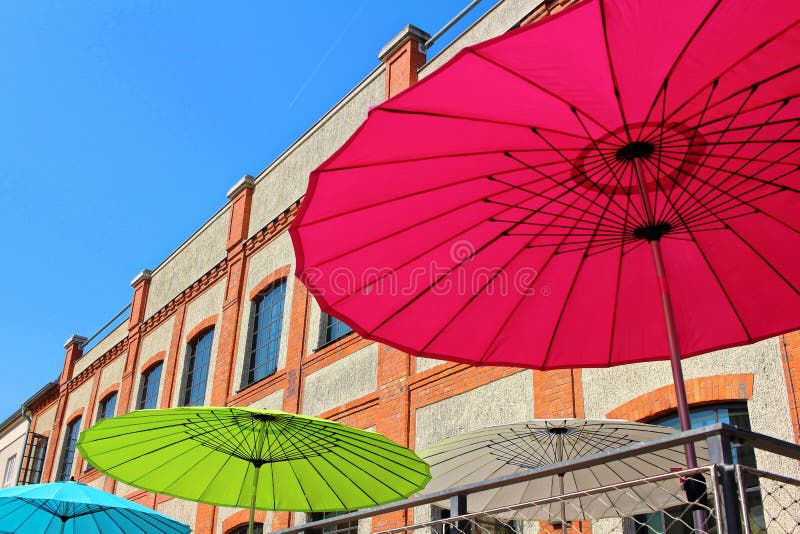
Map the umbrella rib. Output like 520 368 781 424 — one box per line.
538 160 629 369
501 150 631 229
654 145 800 241
639 159 755 340
638 0 722 131
296 165 530 229
529 128 647 227
654 17 800 131
667 84 755 216
655 76 717 225
670 95 788 217
311 165 569 276
474 176 623 365
676 141 800 224
376 106 598 140
467 49 624 143
598 0 633 143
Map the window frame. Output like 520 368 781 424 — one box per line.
3 455 16 487
307 511 359 534
56 417 82 481
180 328 215 406
227 524 264 534
137 362 163 410
18 433 47 485
317 312 353 349
242 279 287 389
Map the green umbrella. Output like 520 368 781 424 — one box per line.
77 407 430 534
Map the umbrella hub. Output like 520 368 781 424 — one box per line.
633 221 672 242
615 141 654 162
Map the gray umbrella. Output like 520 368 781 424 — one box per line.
419 419 710 522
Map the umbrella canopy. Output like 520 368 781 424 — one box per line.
291 0 800 468
419 419 710 521
292 0 800 373
78 407 430 532
0 481 190 534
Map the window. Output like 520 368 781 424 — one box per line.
3 456 16 487
181 329 214 406
430 506 519 534
85 392 118 471
97 392 118 421
138 362 163 410
228 525 263 534
56 417 82 481
629 403 765 533
244 280 287 387
18 433 47 485
307 512 358 534
320 313 353 346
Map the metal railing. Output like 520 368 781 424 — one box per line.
275 424 800 534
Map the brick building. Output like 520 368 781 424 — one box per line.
10 1 800 533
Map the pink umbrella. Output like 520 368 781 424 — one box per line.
290 0 800 470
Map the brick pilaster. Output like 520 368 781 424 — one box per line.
780 332 800 444
372 345 413 532
378 25 430 100
117 269 152 414
160 303 187 408
42 335 87 481
533 369 584 419
210 175 255 405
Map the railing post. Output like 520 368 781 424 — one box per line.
450 494 470 534
707 433 743 534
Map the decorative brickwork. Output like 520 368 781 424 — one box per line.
605 374 754 422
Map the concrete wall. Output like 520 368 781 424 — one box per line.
414 370 534 450
302 344 379 417
172 280 225 406
0 416 26 487
73 321 129 377
248 71 385 237
97 353 126 399
34 404 56 434
145 207 231 320
157 498 198 528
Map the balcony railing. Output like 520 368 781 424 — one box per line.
274 423 800 534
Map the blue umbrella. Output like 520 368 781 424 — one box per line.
0 481 190 534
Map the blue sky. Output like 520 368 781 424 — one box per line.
0 1 496 417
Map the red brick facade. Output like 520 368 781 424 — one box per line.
24 5 800 534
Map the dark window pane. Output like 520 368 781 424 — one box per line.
97 392 117 421
244 280 286 387
181 329 214 406
322 314 353 346
138 363 163 410
56 417 82 481
228 524 263 534
308 512 358 534
19 433 47 485
632 403 764 533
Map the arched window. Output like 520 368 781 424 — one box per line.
181 328 214 406
319 313 353 347
97 392 118 421
629 403 765 533
56 417 82 481
244 279 287 387
228 524 263 534
138 362 163 410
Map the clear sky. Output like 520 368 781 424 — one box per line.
0 1 497 418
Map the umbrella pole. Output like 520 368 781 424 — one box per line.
633 158 698 468
59 519 66 534
649 240 709 534
554 432 567 533
249 464 262 534
648 239 698 469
